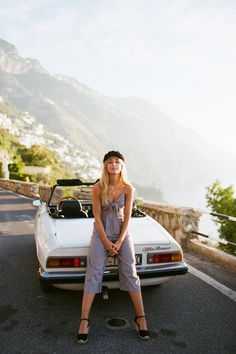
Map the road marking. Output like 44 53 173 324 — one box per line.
188 265 236 302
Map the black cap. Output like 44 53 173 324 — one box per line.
103 151 125 163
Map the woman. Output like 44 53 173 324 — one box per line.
77 150 149 343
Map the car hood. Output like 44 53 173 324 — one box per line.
54 216 170 248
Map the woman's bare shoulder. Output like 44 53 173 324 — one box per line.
123 183 133 195
93 181 102 193
93 180 101 189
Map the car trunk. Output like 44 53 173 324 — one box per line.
54 216 170 249
130 217 170 245
55 218 94 248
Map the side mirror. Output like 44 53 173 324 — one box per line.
33 200 42 207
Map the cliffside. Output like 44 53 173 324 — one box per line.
0 39 44 74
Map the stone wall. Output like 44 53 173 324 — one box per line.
139 203 202 247
0 178 39 198
0 178 202 247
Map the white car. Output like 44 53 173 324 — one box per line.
33 179 188 292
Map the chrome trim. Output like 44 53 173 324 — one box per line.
38 262 188 284
137 262 188 278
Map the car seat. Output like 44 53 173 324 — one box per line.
59 200 88 218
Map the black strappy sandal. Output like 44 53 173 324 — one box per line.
134 315 150 340
77 318 90 344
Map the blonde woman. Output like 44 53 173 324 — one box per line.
77 151 149 343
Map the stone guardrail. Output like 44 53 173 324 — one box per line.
187 239 236 273
138 203 202 248
0 178 39 198
0 178 53 201
1 178 235 271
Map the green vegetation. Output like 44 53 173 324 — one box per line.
0 127 20 152
0 127 75 184
206 180 236 255
18 145 58 166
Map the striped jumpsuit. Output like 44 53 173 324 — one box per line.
84 192 141 293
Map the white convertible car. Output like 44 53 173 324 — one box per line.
33 179 188 292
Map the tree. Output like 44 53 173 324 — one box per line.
8 156 26 181
206 180 236 255
17 145 57 166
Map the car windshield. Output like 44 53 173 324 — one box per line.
49 185 93 205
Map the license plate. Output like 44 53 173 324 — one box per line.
106 254 142 267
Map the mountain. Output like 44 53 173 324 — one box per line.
0 38 235 206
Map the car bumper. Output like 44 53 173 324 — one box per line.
38 262 188 284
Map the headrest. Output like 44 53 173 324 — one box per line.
61 200 82 212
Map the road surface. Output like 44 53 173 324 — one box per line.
0 188 235 354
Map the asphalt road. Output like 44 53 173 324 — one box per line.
0 188 236 354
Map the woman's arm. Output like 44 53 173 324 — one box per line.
93 183 118 254
115 184 133 251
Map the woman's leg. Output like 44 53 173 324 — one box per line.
117 236 148 330
78 292 95 334
78 231 107 334
128 291 148 330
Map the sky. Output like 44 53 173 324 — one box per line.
1 0 236 155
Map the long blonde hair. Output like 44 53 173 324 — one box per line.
99 159 130 204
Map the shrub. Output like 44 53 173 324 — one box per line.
206 180 236 255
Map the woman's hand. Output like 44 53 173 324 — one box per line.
114 239 123 252
104 239 119 255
